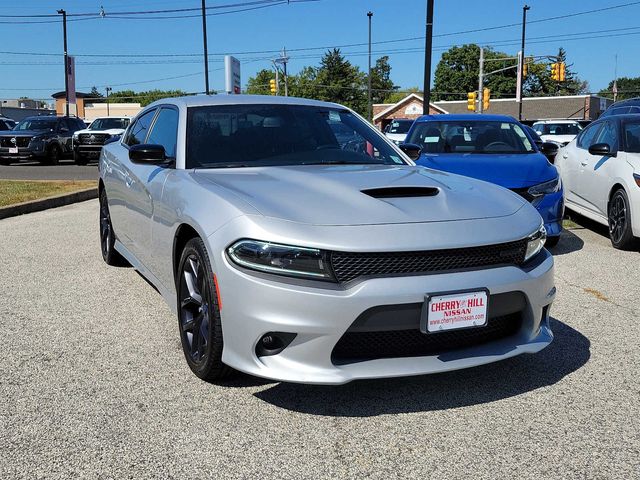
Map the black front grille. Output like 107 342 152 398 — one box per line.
510 187 535 203
78 133 109 145
1 136 31 148
332 313 522 364
330 239 528 283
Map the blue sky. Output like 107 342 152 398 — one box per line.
1 0 638 101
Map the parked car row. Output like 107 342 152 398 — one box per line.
0 115 129 165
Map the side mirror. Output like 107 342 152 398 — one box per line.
588 143 615 157
129 144 167 164
539 141 559 163
399 143 422 161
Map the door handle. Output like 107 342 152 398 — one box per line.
580 161 588 166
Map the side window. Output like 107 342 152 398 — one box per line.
146 107 179 158
576 123 602 150
594 121 618 150
126 109 157 146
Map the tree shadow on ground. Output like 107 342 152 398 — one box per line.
252 318 589 417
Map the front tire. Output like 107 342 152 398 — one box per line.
177 237 230 381
608 188 637 250
99 189 127 266
45 144 61 165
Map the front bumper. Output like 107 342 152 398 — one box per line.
214 245 555 385
0 147 46 160
74 144 103 157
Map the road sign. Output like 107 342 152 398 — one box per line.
224 56 241 94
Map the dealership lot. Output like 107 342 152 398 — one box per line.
1 201 638 479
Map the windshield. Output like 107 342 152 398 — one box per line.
534 123 582 135
15 118 57 131
186 104 406 169
405 120 535 154
624 122 640 153
90 118 130 130
387 120 413 134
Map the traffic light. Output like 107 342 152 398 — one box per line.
269 78 277 94
483 88 490 111
550 63 559 81
522 62 528 78
467 91 476 111
558 62 566 82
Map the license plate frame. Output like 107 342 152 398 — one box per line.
420 288 489 334
9 147 18 154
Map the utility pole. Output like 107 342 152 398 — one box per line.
367 11 373 121
478 47 484 114
106 87 112 116
423 0 434 114
274 49 289 96
613 54 618 102
57 9 69 117
518 4 530 121
201 0 210 95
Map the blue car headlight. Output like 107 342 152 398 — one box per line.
528 176 561 197
227 239 335 281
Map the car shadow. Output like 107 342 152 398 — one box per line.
548 228 584 256
565 212 610 240
251 318 589 417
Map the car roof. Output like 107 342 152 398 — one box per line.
413 113 518 123
146 94 344 110
22 115 58 120
606 97 640 108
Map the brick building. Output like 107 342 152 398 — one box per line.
373 93 448 130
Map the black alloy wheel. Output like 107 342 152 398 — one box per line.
608 188 637 250
99 189 127 266
177 237 230 381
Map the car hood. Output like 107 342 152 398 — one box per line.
75 128 125 135
540 134 576 144
0 130 49 137
415 152 556 188
193 164 525 226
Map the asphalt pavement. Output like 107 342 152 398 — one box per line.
0 200 638 479
0 159 99 181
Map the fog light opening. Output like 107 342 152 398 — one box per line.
256 332 297 357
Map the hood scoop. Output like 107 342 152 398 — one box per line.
361 186 439 199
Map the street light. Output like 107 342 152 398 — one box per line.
367 11 373 122
423 0 434 114
57 9 69 117
106 87 112 116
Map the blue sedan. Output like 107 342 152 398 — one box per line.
401 114 563 246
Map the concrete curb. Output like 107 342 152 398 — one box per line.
0 188 98 220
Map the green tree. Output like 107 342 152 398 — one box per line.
313 49 367 115
433 44 518 101
368 56 398 103
599 76 640 100
108 89 188 107
90 86 104 98
524 48 587 96
246 69 276 95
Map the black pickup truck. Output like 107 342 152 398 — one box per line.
0 115 85 165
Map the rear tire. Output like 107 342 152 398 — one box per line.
177 237 231 381
99 189 128 266
608 188 638 250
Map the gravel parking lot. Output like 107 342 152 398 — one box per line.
1 200 639 479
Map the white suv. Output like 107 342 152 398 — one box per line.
532 120 583 147
73 117 130 165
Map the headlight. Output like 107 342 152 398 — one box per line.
528 176 561 197
524 224 547 262
227 239 334 280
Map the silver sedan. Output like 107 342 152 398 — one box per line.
99 95 554 385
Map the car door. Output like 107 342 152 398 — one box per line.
125 106 179 268
560 121 602 209
108 108 158 253
57 118 73 153
580 119 620 217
